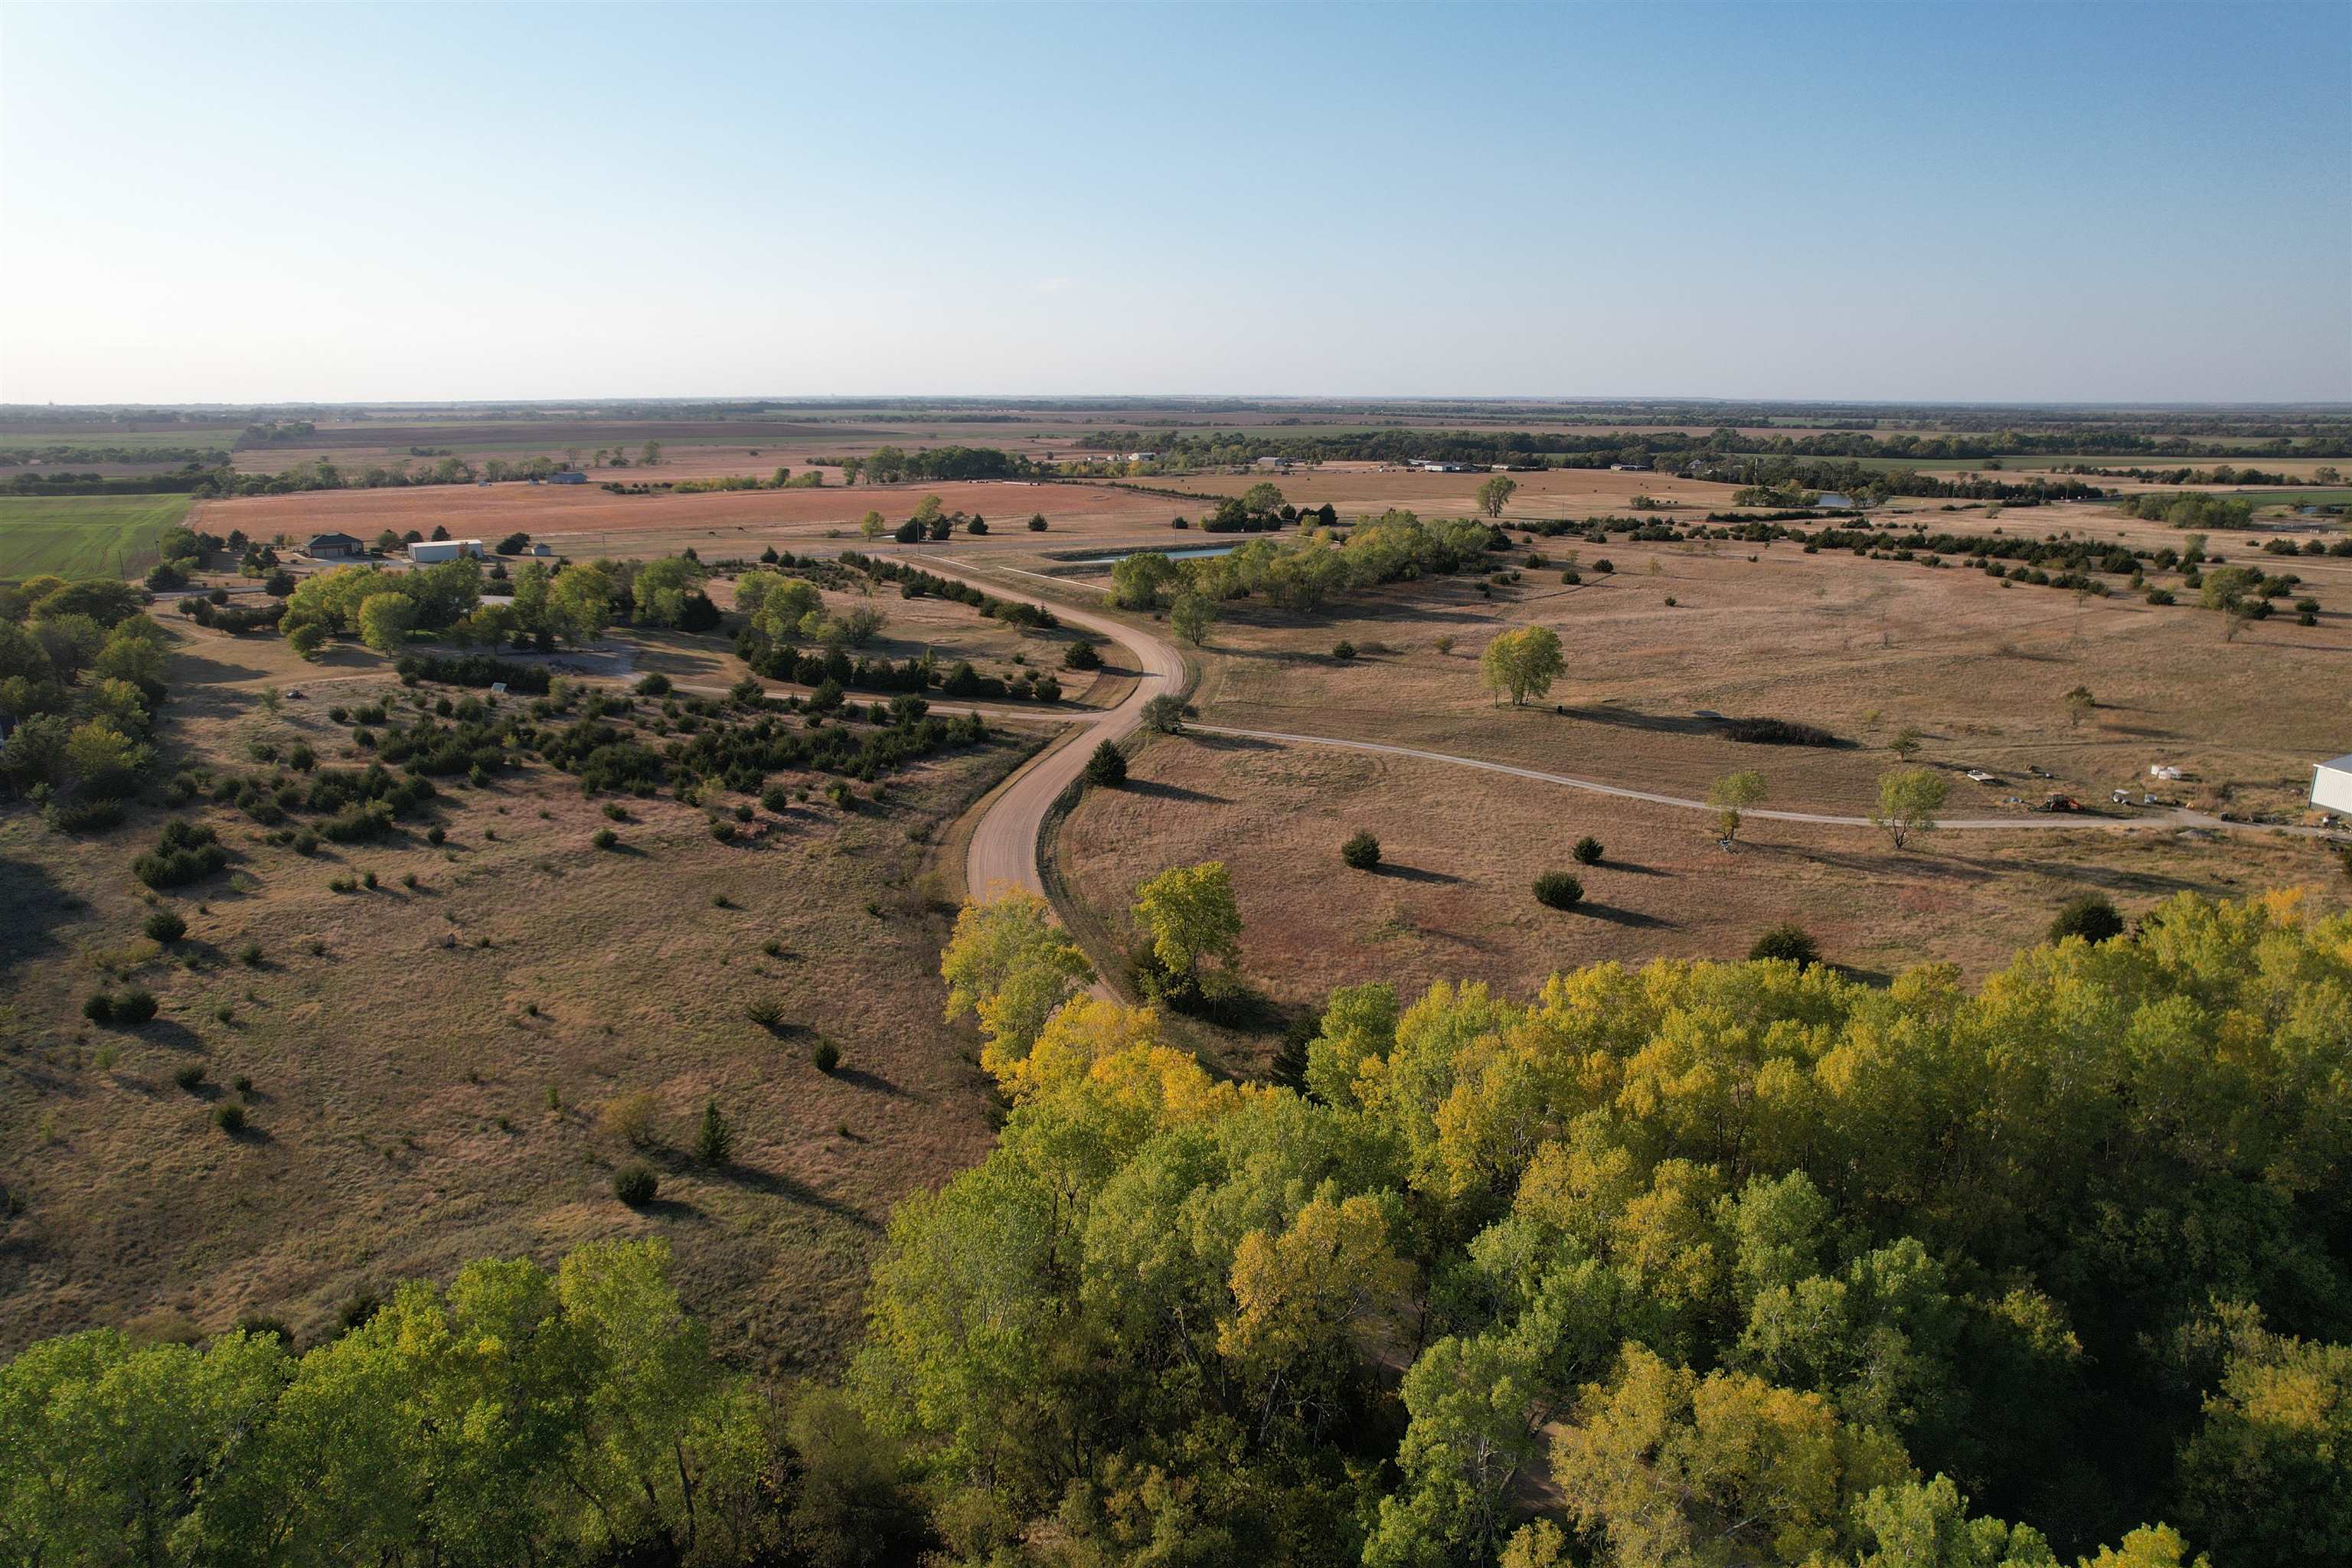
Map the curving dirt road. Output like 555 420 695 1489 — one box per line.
901 556 1187 902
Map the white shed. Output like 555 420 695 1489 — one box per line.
409 539 484 564
2312 754 2352 813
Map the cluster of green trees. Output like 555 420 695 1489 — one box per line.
2115 493 2260 531
0 576 168 810
843 445 1036 484
0 1242 803 1565
280 553 731 661
878 886 2349 1566
1112 511 1501 616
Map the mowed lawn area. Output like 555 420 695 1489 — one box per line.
0 493 195 581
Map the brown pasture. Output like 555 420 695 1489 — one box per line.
0 625 1042 1369
1059 737 2347 1055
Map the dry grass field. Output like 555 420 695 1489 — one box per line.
0 625 1047 1372
1174 522 2348 818
1177 463 1743 518
1059 736 2348 1052
195 479 1179 556
1048 515 2349 1064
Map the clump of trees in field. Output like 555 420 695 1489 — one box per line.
0 1241 805 1564
1112 511 1504 616
0 574 173 815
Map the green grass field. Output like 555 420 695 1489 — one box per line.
0 493 195 581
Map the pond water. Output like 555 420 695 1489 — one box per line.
1066 544 1243 567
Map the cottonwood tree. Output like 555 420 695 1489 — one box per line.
357 592 415 655
1476 474 1517 518
1873 766 1949 849
2063 684 2096 729
859 510 885 541
1170 591 1217 646
1709 769 1768 844
1480 626 1564 707
1133 860 1242 983
939 887 1093 1076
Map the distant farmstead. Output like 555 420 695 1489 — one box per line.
409 538 485 564
547 469 589 485
307 532 364 558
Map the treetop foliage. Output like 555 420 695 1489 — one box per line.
881 887 2349 1566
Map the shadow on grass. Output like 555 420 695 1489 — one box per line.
1125 777 1230 805
1558 705 1723 737
1374 863 1462 885
1595 859 1671 877
0 854 76 982
831 1067 913 1100
1573 903 1676 929
729 1165 879 1230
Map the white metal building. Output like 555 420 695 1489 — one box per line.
409 539 484 564
2312 754 2352 813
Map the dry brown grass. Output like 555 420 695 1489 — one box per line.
0 648 1038 1371
1058 734 2349 1068
1179 524 2348 819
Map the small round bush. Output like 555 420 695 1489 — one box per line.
1533 872 1584 910
1332 640 1356 660
1664 596 1677 606
1749 923 1821 967
1341 831 1381 871
1062 641 1103 672
175 1063 207 1091
145 909 188 944
635 673 672 696
114 988 158 1025
2049 893 2125 946
237 941 264 966
83 992 116 1024
214 1101 247 1135
613 1163 658 1207
709 818 737 843
1572 835 1604 866
812 1040 841 1074
292 829 320 857
592 827 618 850
426 825 446 845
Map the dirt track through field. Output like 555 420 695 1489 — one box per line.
893 556 1185 903
1187 724 2344 839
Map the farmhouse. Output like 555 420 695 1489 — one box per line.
307 532 364 558
2312 754 2352 813
409 538 485 564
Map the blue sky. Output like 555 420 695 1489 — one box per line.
1 1 2345 404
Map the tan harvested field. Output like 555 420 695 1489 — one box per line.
0 626 1047 1370
196 479 1181 556
1058 736 2349 1044
1177 464 1743 518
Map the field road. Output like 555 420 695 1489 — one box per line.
892 554 1187 901
1187 724 2347 840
